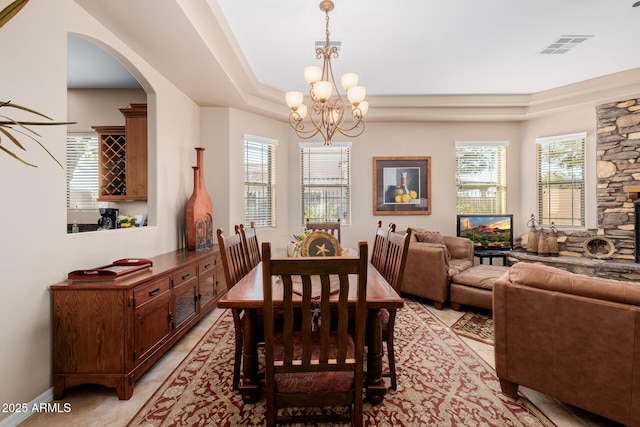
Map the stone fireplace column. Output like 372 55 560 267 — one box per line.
596 98 640 262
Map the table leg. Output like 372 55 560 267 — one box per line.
238 308 260 403
366 308 386 404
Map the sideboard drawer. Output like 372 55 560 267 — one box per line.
198 256 215 275
173 265 197 287
133 277 170 307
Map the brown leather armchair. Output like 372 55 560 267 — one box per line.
401 230 474 309
494 262 640 426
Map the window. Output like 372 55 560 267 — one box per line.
536 132 585 227
244 134 277 227
67 134 99 209
455 141 508 214
300 142 351 225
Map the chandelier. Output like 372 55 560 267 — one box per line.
285 0 368 145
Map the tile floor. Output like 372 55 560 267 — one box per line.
14 304 621 427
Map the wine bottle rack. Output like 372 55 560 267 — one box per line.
91 104 148 202
94 126 126 199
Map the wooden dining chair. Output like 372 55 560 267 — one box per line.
262 241 368 427
238 222 261 270
306 218 341 243
378 227 411 390
216 228 250 390
371 221 396 272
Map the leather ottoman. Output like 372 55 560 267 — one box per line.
450 264 509 311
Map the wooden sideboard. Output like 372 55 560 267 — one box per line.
50 247 226 400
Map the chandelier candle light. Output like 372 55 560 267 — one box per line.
285 0 368 145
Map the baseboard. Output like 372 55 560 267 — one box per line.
0 388 53 427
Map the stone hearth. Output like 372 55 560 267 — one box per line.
507 251 640 282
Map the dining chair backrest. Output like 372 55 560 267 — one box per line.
378 227 410 391
371 221 397 272
306 218 341 243
239 222 261 270
261 240 368 427
381 227 411 293
216 228 249 287
216 227 250 390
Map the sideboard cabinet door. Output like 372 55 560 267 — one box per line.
52 288 128 399
133 277 172 366
198 252 227 311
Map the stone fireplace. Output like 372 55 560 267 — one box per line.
596 97 640 262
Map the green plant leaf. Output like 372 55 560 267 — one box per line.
1 100 53 120
0 143 36 167
0 0 29 29
0 127 27 150
0 120 74 126
0 103 74 168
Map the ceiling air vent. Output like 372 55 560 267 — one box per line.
315 40 342 52
539 35 593 55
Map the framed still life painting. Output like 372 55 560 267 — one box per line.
373 156 431 215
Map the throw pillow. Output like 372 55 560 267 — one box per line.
415 231 445 245
415 231 450 259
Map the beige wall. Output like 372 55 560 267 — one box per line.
67 88 147 133
3 0 640 424
285 121 522 250
201 107 291 246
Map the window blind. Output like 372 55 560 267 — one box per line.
244 135 277 228
300 142 351 226
536 132 585 227
455 141 508 214
67 135 99 210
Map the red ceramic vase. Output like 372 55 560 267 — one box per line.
186 147 213 250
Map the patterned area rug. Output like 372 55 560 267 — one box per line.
128 299 554 426
451 312 494 345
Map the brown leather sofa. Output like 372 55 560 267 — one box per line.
494 262 640 426
402 230 474 309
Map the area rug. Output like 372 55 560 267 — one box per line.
451 311 494 345
128 299 554 427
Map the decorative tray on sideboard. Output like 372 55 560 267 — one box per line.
67 258 153 281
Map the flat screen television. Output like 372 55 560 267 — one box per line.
456 214 513 250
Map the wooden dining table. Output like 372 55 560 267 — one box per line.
217 260 403 404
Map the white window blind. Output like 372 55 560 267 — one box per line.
67 134 99 210
536 132 585 227
244 134 277 228
300 142 351 226
455 141 508 214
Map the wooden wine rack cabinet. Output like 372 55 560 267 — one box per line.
92 103 147 202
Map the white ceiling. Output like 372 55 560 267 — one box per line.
70 0 640 106
215 0 640 96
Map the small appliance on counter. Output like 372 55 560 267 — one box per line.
98 208 119 230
